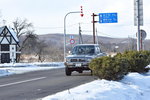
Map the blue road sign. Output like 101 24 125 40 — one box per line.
70 35 74 39
99 13 118 23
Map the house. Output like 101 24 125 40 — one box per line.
0 26 20 63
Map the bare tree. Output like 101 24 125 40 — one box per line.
13 18 33 39
35 40 47 62
20 31 38 52
12 18 37 62
129 37 136 50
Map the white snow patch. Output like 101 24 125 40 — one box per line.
0 69 14 76
42 71 150 100
0 62 64 76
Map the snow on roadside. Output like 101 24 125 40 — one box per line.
0 62 64 68
0 62 64 76
0 69 14 77
1 62 150 100
42 71 150 100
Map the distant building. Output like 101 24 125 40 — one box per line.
0 26 20 63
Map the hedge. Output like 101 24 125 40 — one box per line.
89 51 150 80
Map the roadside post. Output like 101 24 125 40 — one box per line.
70 36 75 49
134 0 143 51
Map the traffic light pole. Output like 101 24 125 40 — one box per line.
64 11 80 62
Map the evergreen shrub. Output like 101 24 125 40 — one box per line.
89 56 129 80
89 51 150 80
115 51 150 72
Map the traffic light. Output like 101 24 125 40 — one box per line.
80 6 84 17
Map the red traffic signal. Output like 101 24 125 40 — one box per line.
80 6 84 17
80 13 84 17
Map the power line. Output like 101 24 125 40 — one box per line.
82 30 113 37
34 23 80 30
34 26 63 30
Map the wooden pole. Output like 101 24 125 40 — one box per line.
92 13 96 44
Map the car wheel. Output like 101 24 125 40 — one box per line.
65 67 71 76
78 70 83 73
90 70 93 75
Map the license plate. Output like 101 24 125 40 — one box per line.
75 63 81 67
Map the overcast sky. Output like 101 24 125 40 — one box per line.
0 0 150 39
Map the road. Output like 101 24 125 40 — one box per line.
0 68 97 100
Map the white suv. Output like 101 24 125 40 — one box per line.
64 44 106 76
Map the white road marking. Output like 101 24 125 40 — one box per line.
0 77 46 88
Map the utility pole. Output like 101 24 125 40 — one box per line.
79 23 83 44
137 0 141 51
96 28 99 44
91 13 98 44
134 0 143 51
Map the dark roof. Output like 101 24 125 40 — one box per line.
0 26 19 42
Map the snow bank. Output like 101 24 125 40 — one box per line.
0 69 13 76
0 62 64 68
43 72 150 100
0 62 64 76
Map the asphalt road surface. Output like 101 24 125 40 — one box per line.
0 68 97 100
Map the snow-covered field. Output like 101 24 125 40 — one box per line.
43 72 150 100
0 62 150 100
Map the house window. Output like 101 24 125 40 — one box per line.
1 44 9 51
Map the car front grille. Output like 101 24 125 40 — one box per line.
71 59 78 62
70 59 86 62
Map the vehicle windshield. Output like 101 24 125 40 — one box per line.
72 45 95 55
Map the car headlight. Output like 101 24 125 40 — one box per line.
66 58 70 62
87 58 92 62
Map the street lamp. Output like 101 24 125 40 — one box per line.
64 11 81 62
